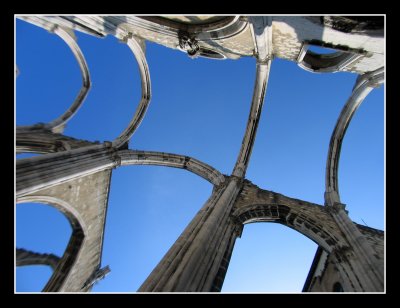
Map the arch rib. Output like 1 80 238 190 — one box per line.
16 145 224 197
232 17 272 178
17 196 86 292
118 149 225 186
16 248 60 271
325 67 384 205
232 61 271 178
112 36 151 149
17 20 91 134
46 26 91 132
232 203 335 253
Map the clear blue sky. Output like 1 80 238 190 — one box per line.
16 17 384 293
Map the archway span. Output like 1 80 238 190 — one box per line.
16 145 224 198
92 165 213 291
17 197 86 292
111 36 151 149
222 223 318 292
140 16 240 35
232 203 338 253
118 149 225 186
17 196 87 232
325 67 384 206
16 248 60 271
17 19 91 133
297 43 362 73
337 85 384 228
45 26 91 133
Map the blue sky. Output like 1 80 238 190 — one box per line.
16 17 384 292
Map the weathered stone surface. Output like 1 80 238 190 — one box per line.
356 224 384 261
232 180 347 252
16 128 97 154
16 15 384 293
19 16 383 73
16 248 60 271
138 176 242 292
233 180 384 292
17 170 112 292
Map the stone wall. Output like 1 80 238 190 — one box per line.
17 170 112 292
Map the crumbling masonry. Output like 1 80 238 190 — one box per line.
16 16 384 292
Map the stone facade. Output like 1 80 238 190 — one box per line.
16 15 384 292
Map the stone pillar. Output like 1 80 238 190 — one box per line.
16 143 118 197
328 203 384 291
210 222 243 292
18 169 113 292
138 176 243 292
43 228 84 292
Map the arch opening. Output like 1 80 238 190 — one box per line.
132 41 255 175
337 85 384 229
332 281 344 292
61 33 143 143
16 19 81 127
140 16 239 34
246 57 357 205
90 165 212 292
297 44 361 73
222 223 318 292
16 266 54 292
17 18 144 144
307 45 341 55
16 202 70 291
233 203 337 253
16 199 85 292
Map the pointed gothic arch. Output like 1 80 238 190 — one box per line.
17 196 86 292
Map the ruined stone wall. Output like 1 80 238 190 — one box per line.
356 224 384 264
232 180 349 252
234 180 384 292
307 251 344 292
17 170 112 292
16 15 384 292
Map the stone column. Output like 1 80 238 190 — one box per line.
328 204 384 291
138 176 243 292
323 67 384 292
43 228 84 292
209 221 243 292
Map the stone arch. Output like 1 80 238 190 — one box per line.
111 35 151 149
17 19 91 134
118 149 226 187
221 222 318 292
16 248 60 271
17 196 86 292
139 16 240 35
226 180 385 292
102 164 214 291
232 203 340 253
45 26 91 133
297 44 362 73
324 67 384 206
